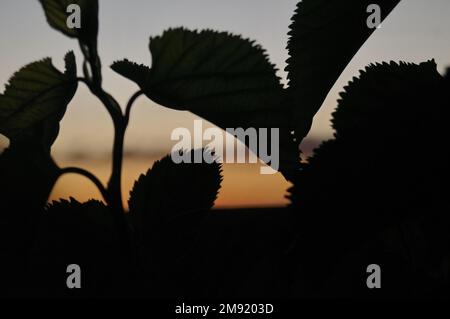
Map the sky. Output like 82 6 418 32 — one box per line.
1 0 450 207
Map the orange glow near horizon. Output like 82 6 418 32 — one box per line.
49 157 291 210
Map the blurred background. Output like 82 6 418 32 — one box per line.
1 0 449 208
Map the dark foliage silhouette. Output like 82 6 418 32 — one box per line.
0 0 448 298
285 0 400 141
288 61 450 297
111 27 299 180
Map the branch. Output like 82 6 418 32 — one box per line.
58 167 109 203
77 77 122 125
77 40 132 257
125 90 144 125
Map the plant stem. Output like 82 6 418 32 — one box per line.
79 42 132 255
108 118 126 214
78 44 148 263
125 91 143 125
77 78 125 213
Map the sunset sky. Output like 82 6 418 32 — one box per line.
1 0 450 208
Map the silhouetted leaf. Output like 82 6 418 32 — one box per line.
112 28 300 179
39 0 99 46
0 49 76 295
332 60 444 139
286 0 400 141
0 53 77 250
0 51 78 142
128 149 223 241
287 59 450 296
127 149 222 293
0 51 77 296
43 198 115 246
290 60 448 210
112 28 284 115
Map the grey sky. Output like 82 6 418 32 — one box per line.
1 0 449 157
